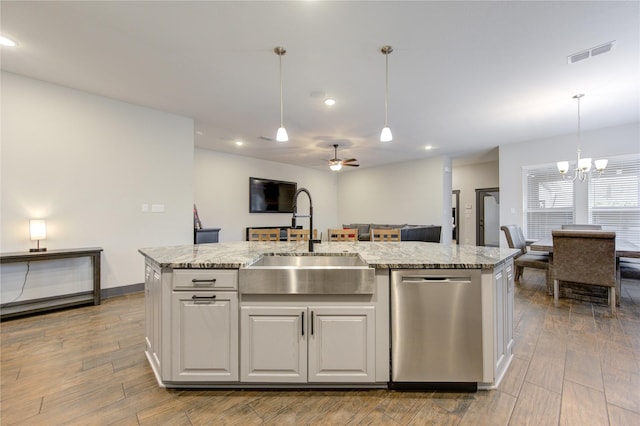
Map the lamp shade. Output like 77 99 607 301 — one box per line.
594 159 608 171
330 163 342 171
30 219 47 241
276 126 288 142
557 161 569 174
578 157 592 172
380 126 393 142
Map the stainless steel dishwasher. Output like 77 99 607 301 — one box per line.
390 269 483 391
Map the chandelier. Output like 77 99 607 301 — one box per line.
557 94 607 182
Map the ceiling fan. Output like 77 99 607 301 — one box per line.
328 144 359 171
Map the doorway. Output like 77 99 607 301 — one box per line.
476 188 500 247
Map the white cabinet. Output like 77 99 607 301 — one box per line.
240 305 375 383
165 269 239 383
144 261 162 370
240 306 307 383
171 291 238 382
481 258 515 388
308 306 375 383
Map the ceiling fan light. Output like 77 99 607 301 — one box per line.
557 161 569 174
276 126 288 142
330 163 342 171
380 127 393 142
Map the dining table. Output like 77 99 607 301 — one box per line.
530 233 640 304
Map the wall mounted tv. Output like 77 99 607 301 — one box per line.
249 177 297 213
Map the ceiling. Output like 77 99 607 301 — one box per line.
2 1 638 171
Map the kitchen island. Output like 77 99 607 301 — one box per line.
139 241 518 390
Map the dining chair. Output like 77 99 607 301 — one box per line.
287 228 318 242
371 228 401 242
329 228 358 241
248 228 280 241
501 225 552 294
552 230 617 316
561 224 602 230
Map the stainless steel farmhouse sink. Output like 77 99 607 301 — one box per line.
239 254 375 294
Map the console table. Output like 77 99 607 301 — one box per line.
0 247 103 319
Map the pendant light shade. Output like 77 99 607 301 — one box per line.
274 46 288 142
380 45 393 142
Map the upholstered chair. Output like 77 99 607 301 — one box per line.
551 230 617 316
371 228 401 242
561 224 602 230
501 225 552 294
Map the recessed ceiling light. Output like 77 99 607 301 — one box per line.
235 141 243 146
324 98 336 106
425 145 433 150
195 130 204 136
0 36 17 47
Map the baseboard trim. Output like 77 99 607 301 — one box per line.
101 283 144 299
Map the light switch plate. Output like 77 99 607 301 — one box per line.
151 204 165 213
141 204 149 212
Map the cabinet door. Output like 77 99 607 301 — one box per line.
144 263 153 352
171 291 238 382
494 268 507 375
308 306 375 383
505 260 515 354
240 306 306 383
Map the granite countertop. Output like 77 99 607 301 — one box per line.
139 241 519 270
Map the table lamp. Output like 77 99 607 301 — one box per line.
29 219 47 252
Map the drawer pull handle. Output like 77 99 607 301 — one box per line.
191 295 216 301
191 278 217 284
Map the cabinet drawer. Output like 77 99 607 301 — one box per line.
173 269 238 291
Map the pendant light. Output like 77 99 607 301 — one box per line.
380 45 393 142
274 46 288 142
557 94 607 182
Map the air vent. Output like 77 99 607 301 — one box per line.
567 40 615 64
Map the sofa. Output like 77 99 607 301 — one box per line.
342 223 442 243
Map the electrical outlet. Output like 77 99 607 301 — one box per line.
151 204 165 213
141 204 149 212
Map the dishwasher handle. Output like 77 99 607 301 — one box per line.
400 276 472 284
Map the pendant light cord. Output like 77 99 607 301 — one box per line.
384 51 389 127
575 94 583 154
279 52 284 128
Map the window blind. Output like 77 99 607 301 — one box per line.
523 164 574 239
588 153 640 243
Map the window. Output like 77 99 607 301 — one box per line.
589 153 640 243
523 164 574 239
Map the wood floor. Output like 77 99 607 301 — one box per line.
2 270 640 425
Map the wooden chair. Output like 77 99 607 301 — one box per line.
248 228 280 241
328 228 358 242
371 228 401 242
287 228 318 242
552 230 617 316
501 225 552 294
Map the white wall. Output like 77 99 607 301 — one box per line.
1 72 194 292
194 148 338 242
499 122 640 245
337 156 451 242
452 161 499 245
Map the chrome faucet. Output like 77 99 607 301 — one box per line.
292 187 314 252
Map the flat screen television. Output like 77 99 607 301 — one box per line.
249 177 297 213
